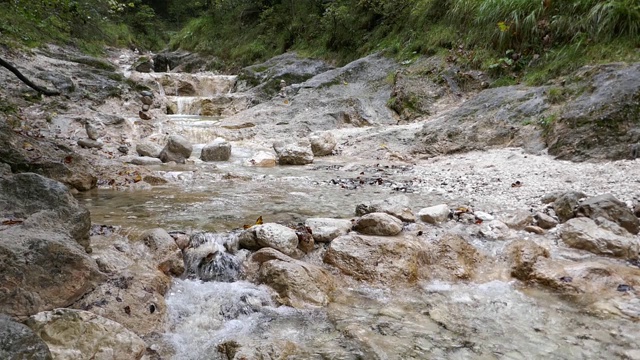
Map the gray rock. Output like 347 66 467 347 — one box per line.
245 151 277 167
140 90 153 98
553 191 588 223
160 135 193 164
304 218 353 243
418 204 450 224
138 228 185 276
479 220 511 241
136 141 162 158
525 225 545 235
0 314 52 359
27 309 146 360
503 210 534 230
355 194 415 222
129 157 163 166
560 217 639 258
353 212 403 236
273 140 313 165
96 113 126 126
0 163 11 176
201 138 232 162
142 104 150 112
84 122 99 140
535 212 559 229
77 139 103 149
541 191 564 204
474 211 495 222
134 57 153 73
141 95 153 106
576 193 640 235
239 223 299 257
309 132 336 156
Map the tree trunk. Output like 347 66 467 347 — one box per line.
0 57 60 96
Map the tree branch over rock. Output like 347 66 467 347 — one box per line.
0 56 60 96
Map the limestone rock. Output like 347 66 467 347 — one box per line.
159 135 193 164
560 217 639 258
253 248 336 308
535 212 558 229
141 95 153 106
309 132 336 156
324 234 424 284
136 141 162 158
304 218 353 242
201 138 232 162
27 309 146 360
353 212 403 236
0 314 52 360
479 220 511 241
418 204 450 224
474 211 495 222
273 140 313 165
553 191 587 223
576 193 640 235
139 228 185 276
77 139 103 149
503 210 534 230
355 194 415 222
128 157 163 166
239 223 299 257
245 151 277 167
84 121 99 140
420 234 486 281
506 240 550 281
525 225 545 235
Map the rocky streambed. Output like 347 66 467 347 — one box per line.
1 46 640 359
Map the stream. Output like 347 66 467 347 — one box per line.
76 68 640 359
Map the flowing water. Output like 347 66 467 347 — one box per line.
78 70 640 359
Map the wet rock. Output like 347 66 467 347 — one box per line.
535 212 559 229
253 248 336 308
136 141 162 158
324 234 424 283
506 240 550 281
525 225 545 235
295 225 314 253
139 228 185 277
560 217 640 259
545 63 640 161
159 135 193 164
27 309 146 359
576 193 640 235
143 175 168 185
183 244 242 282
84 121 99 140
273 140 313 165
200 138 231 162
0 314 52 360
553 191 587 223
304 218 353 243
420 234 486 281
503 210 534 230
129 157 163 166
239 223 299 257
479 220 512 240
141 95 153 106
353 212 403 236
474 211 495 222
134 57 153 73
309 131 336 156
244 151 277 167
355 194 416 222
77 139 103 149
418 204 450 224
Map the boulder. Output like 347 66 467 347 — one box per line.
505 240 550 281
253 248 336 308
355 194 415 222
136 141 162 158
159 135 192 164
133 57 153 73
273 140 313 165
420 234 486 281
0 314 52 360
418 204 450 224
77 139 103 149
27 309 146 360
575 193 640 235
535 212 559 229
560 217 639 258
479 220 512 241
353 212 403 236
309 132 336 156
138 228 185 276
239 223 299 257
553 191 587 223
201 138 232 162
304 218 353 243
324 234 424 284
245 151 277 167
502 209 534 230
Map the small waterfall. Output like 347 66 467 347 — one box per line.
182 231 243 282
